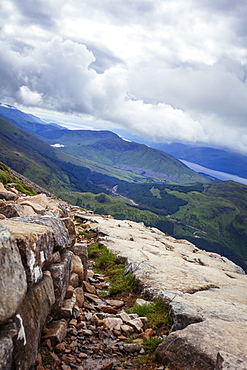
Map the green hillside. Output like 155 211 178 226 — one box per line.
63 181 247 272
35 128 208 184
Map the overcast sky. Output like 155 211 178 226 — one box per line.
1 0 247 153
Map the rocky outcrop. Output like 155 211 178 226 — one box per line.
78 214 247 370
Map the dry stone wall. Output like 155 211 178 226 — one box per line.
0 185 86 370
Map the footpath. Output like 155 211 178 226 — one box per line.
37 214 170 370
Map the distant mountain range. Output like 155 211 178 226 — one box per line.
0 104 247 272
0 104 207 184
149 142 247 180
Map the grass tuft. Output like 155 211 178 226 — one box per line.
126 298 170 330
87 242 135 296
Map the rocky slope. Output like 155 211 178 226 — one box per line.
0 181 246 369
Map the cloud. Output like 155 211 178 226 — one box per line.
18 86 43 105
0 0 247 154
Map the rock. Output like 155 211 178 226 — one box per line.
0 224 27 325
13 274 55 370
0 323 17 370
65 285 75 299
117 312 132 324
9 215 70 250
71 254 84 284
0 204 36 218
215 351 247 370
101 363 114 370
16 199 46 215
74 287 84 308
69 272 79 288
0 214 6 219
59 293 76 318
0 182 19 201
103 318 123 331
62 217 76 247
121 324 134 335
99 306 118 314
84 292 105 305
128 318 143 332
49 250 73 308
135 298 151 306
83 281 97 294
139 328 154 339
123 343 142 353
42 320 67 346
70 243 88 281
0 219 54 287
156 319 247 370
105 299 124 308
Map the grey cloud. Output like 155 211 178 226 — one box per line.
1 0 247 154
11 0 58 28
82 43 124 73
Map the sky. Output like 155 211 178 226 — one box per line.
1 0 247 154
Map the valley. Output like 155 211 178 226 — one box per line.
0 104 247 272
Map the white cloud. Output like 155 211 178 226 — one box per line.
18 86 43 105
0 0 247 154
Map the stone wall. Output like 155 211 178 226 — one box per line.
0 186 86 370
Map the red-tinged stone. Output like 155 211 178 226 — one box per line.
66 355 77 364
43 339 53 351
105 299 124 308
101 362 114 370
77 322 86 330
42 320 67 346
49 351 61 366
69 319 77 326
35 352 43 365
84 302 96 311
36 365 45 370
117 335 128 340
83 281 97 294
65 285 74 299
69 340 78 349
75 286 84 308
98 306 118 314
113 329 122 337
139 328 154 339
54 342 66 353
78 353 88 359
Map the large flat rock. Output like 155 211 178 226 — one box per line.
83 214 247 369
156 319 247 370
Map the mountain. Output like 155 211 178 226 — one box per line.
151 142 247 180
0 105 208 184
0 117 114 195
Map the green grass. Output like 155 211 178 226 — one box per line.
87 243 135 296
0 161 36 196
142 337 164 352
126 298 170 331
